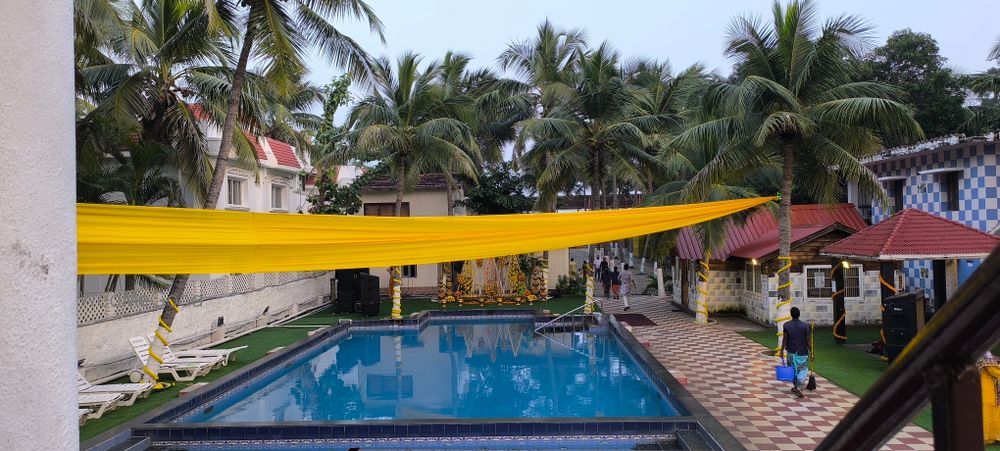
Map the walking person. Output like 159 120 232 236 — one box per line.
610 266 622 300
777 307 812 398
600 259 612 298
620 264 636 311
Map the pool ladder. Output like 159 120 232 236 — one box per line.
533 301 598 357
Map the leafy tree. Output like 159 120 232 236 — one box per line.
866 29 967 141
676 0 922 341
306 177 361 215
460 162 534 215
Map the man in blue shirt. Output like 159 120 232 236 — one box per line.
778 307 812 398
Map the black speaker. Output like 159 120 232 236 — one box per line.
335 268 367 294
882 291 926 363
335 289 358 313
359 274 380 316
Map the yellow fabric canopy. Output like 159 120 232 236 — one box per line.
77 197 775 275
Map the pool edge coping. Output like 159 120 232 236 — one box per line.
82 309 744 451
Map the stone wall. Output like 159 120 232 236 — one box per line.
756 270 884 326
704 269 742 312
78 273 331 381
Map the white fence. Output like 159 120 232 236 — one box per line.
77 272 326 326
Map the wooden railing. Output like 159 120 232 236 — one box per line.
816 246 1000 450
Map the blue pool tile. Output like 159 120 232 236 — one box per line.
457 424 471 436
470 424 483 435
495 423 508 435
483 423 495 435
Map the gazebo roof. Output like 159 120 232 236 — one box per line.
820 208 1000 261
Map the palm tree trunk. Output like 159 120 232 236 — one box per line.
611 175 619 210
776 142 795 350
146 22 256 384
390 164 406 319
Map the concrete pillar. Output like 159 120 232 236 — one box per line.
0 1 79 449
655 268 665 298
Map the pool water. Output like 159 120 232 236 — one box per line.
185 318 678 423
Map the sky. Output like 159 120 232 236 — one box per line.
305 0 999 91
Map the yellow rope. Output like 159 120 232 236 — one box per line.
830 289 847 340
167 298 180 313
774 256 793 349
390 266 402 319
147 347 164 364
142 366 159 381
696 258 710 321
157 316 172 333
879 275 898 294
584 263 594 314
154 330 169 346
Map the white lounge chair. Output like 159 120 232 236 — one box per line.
132 335 224 369
79 393 124 420
79 408 90 426
147 333 247 366
128 336 214 382
78 371 153 407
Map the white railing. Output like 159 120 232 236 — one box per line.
77 271 328 326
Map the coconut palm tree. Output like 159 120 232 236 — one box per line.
202 0 385 210
76 0 268 201
500 20 588 212
327 52 481 317
523 43 660 214
675 0 922 341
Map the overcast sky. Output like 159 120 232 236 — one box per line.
305 0 998 91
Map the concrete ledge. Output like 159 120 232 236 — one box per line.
178 383 207 397
266 347 284 356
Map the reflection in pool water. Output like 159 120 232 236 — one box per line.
186 319 678 422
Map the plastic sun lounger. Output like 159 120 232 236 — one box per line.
78 371 153 407
79 392 124 420
128 336 214 382
146 333 247 366
79 408 90 426
134 335 225 369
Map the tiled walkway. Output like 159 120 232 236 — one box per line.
600 292 935 450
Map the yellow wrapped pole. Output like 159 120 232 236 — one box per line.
390 266 402 319
695 254 710 325
584 262 595 314
774 256 793 353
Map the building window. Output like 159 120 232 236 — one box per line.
891 180 904 214
402 265 417 278
943 172 960 212
227 178 244 206
844 265 861 298
364 202 410 217
270 184 285 210
805 265 833 298
743 261 759 292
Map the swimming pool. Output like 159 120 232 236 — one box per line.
184 317 678 423
85 310 741 450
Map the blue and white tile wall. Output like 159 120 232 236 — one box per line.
869 142 999 302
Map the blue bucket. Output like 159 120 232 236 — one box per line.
775 365 794 382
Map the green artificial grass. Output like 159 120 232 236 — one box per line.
80 327 312 442
81 296 591 442
739 327 934 431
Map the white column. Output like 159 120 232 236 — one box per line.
0 1 78 448
655 268 665 298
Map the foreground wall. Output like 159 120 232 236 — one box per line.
0 1 79 448
78 273 331 381
743 270 889 326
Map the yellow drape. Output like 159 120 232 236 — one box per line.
77 197 775 275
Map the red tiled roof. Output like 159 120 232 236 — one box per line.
676 204 868 261
730 226 832 259
265 137 301 169
821 209 1000 260
189 103 209 120
242 132 267 160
